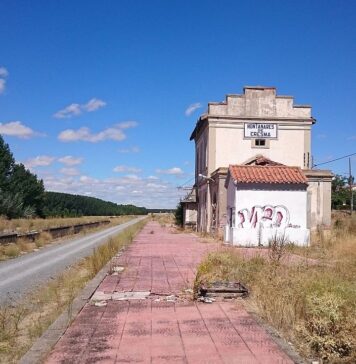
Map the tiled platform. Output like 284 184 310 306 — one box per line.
46 222 293 364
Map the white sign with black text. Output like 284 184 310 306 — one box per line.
244 123 277 139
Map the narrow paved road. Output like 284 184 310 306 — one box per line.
0 216 146 305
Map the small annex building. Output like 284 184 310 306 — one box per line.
181 188 197 229
225 163 310 246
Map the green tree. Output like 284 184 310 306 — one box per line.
9 164 45 216
331 175 349 209
0 135 15 191
0 135 45 218
174 202 184 227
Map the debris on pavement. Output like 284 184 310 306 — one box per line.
91 291 112 301
112 266 125 273
198 296 215 303
91 290 151 302
112 291 150 300
165 294 177 302
94 300 107 307
198 281 248 300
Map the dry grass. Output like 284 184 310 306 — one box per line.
151 213 174 227
0 215 135 261
0 218 147 364
195 215 356 364
0 215 134 234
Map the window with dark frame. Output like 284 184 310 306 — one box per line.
254 139 266 147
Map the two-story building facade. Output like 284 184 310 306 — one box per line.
189 86 332 236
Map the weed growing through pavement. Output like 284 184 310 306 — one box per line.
0 219 147 363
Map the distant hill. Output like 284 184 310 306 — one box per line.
43 191 148 217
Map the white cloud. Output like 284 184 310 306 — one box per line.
53 103 81 119
82 98 107 112
118 146 140 153
156 167 184 175
58 122 137 143
53 98 106 119
79 175 99 184
146 183 167 189
0 67 8 78
123 174 141 180
24 155 55 168
0 67 8 95
39 171 185 209
58 155 83 166
0 121 41 139
0 79 6 94
117 121 138 129
113 165 142 173
58 126 123 142
60 167 80 176
131 190 143 195
185 102 202 116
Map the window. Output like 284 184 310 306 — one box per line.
252 139 269 148
255 139 266 146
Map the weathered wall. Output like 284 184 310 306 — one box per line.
209 88 312 118
225 184 310 246
213 124 309 171
183 203 197 225
307 180 332 228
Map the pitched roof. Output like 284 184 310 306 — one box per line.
229 165 308 185
243 154 284 166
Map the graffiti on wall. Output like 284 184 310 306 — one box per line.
238 205 295 229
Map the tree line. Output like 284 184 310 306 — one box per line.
44 191 147 217
0 135 147 218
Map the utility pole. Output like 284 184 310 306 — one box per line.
349 157 354 215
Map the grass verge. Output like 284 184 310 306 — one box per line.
195 216 356 364
0 218 147 364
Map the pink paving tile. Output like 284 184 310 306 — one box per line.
45 222 296 364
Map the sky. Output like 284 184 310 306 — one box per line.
0 0 355 208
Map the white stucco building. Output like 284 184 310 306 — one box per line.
189 86 332 238
181 188 197 229
225 164 310 246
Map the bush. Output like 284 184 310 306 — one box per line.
4 244 20 257
174 202 183 227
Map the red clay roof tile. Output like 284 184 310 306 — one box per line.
229 165 308 184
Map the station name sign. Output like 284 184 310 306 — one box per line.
244 123 277 139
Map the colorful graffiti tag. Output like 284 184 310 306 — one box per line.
238 205 290 228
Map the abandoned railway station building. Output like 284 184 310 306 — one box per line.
184 86 332 246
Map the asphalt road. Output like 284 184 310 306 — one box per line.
0 216 146 305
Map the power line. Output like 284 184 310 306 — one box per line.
177 175 195 190
313 152 356 168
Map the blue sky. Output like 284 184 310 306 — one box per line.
0 0 355 208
